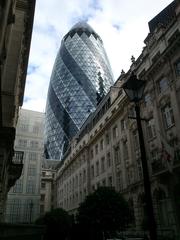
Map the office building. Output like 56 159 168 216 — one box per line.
45 21 114 160
5 109 44 223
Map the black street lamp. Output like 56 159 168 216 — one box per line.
122 72 157 240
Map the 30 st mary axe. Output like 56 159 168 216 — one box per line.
45 21 114 160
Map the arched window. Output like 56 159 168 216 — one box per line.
137 193 147 230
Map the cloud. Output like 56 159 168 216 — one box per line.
112 24 122 31
23 0 173 112
27 64 39 75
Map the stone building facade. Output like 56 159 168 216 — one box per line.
5 109 44 223
56 1 180 238
40 159 58 216
0 0 36 221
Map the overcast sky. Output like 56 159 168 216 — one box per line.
23 0 172 112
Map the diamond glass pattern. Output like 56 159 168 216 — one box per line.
45 21 114 160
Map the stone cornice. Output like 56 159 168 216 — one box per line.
16 0 36 106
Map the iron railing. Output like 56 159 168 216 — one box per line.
12 151 24 164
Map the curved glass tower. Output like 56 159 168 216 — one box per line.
45 21 114 159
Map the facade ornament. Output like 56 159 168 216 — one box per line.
121 69 125 75
131 55 135 63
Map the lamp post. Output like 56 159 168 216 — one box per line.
122 72 157 240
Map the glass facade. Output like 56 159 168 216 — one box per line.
45 21 114 159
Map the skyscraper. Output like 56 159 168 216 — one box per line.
45 21 114 160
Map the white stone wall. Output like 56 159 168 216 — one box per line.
5 109 44 223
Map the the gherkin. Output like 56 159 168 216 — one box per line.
45 21 114 160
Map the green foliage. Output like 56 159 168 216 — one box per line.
76 187 132 239
35 208 72 240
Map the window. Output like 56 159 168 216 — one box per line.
18 139 27 148
82 154 85 163
40 194 45 201
28 164 36 176
78 158 81 167
30 141 39 149
83 188 86 198
126 169 131 185
7 199 21 223
116 170 123 191
33 123 40 134
83 169 86 182
158 77 169 93
101 157 105 173
20 124 29 132
79 172 82 186
123 140 129 160
23 200 34 222
113 125 118 139
100 139 104 150
90 149 94 159
29 152 38 161
146 118 156 139
107 152 111 167
106 133 110 145
91 165 94 179
175 60 180 76
76 176 78 188
102 179 106 186
114 146 120 165
161 103 174 128
108 176 112 186
26 180 35 193
121 119 126 131
96 161 99 176
41 182 46 189
95 144 98 155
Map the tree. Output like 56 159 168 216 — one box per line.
76 186 132 240
35 208 72 240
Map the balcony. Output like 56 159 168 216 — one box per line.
151 147 180 177
42 175 53 180
8 151 24 190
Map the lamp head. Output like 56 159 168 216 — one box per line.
122 72 146 102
